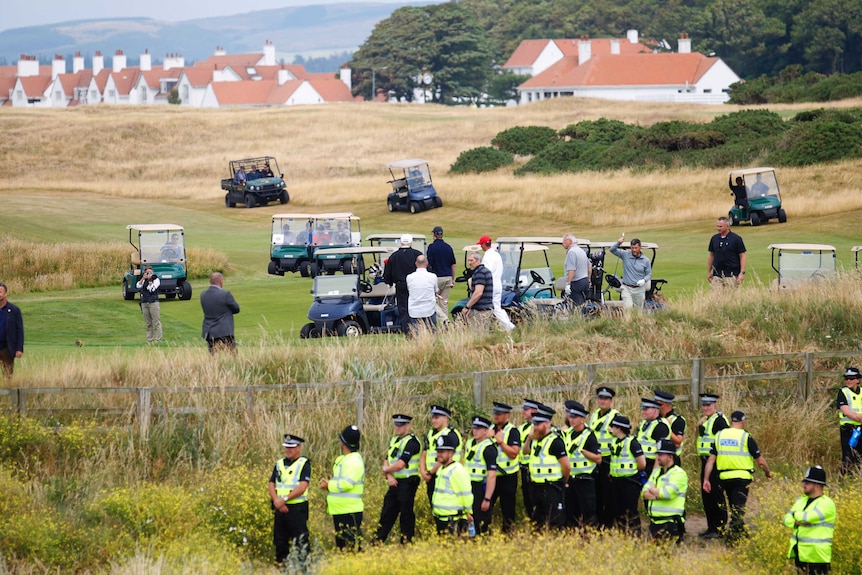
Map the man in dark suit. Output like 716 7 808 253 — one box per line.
200 272 240 353
383 234 422 330
0 282 24 377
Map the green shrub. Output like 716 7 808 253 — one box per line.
449 146 514 174
558 118 637 144
491 125 559 155
707 109 787 140
768 121 862 166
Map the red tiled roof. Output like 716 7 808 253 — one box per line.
195 53 264 69
212 79 277 106
112 67 140 95
0 77 16 97
503 39 550 68
0 65 18 78
265 79 304 104
18 76 51 95
306 75 355 102
503 37 652 68
182 68 214 87
93 68 112 91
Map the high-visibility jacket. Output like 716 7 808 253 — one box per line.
388 434 419 479
518 421 533 466
495 423 519 475
714 428 754 480
783 495 836 564
275 457 309 504
589 408 619 457
666 410 686 455
529 433 563 483
432 461 473 519
697 412 729 456
610 436 638 478
838 386 862 426
425 426 463 468
637 418 669 459
564 427 597 476
466 437 495 482
642 465 688 524
326 451 365 515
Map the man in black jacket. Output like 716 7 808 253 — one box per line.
0 282 24 377
200 272 240 353
383 234 422 330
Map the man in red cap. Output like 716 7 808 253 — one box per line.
477 235 515 332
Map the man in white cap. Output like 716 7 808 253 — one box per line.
783 466 835 574
268 434 311 564
477 235 515 332
383 234 422 330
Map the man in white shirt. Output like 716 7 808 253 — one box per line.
406 255 439 334
478 236 515 332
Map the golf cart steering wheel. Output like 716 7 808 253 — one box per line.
530 270 545 285
160 247 177 260
359 279 374 293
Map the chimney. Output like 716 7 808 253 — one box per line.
52 54 66 78
214 46 226 56
140 49 151 71
163 53 185 70
73 51 84 74
93 51 104 76
627 29 639 44
578 36 592 65
339 67 352 91
17 54 39 77
610 39 620 55
112 49 127 72
263 40 276 66
678 33 691 54
278 68 290 86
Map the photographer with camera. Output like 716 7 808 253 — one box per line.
135 266 162 343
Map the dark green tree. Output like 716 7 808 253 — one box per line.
791 0 862 74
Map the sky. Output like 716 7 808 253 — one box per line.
3 0 405 31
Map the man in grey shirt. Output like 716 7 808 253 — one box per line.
562 233 591 306
609 237 651 311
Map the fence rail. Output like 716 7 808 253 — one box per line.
1 350 859 433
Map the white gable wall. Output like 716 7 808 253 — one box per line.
531 42 565 76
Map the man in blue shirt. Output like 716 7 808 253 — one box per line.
461 251 494 328
609 237 652 311
426 226 456 322
0 282 24 378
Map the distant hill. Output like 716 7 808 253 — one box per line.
0 1 442 71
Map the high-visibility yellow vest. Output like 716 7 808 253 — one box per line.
697 412 728 456
432 461 473 519
610 436 638 477
666 411 686 455
529 432 563 483
425 426 463 468
637 418 669 459
589 408 619 457
783 495 836 564
838 386 862 426
518 421 533 466
714 428 754 480
564 427 597 475
326 451 365 515
466 437 495 482
388 433 420 479
643 465 688 523
275 456 309 504
495 422 519 475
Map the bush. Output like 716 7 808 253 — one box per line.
449 146 514 174
491 125 559 155
768 121 862 166
707 109 787 141
558 118 637 144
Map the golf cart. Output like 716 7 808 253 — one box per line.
365 233 428 254
728 167 786 226
268 213 360 277
589 241 668 311
122 224 192 301
299 247 400 338
386 159 442 214
222 156 288 208
768 243 836 289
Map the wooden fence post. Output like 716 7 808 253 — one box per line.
18 388 26 416
137 387 151 436
690 358 701 408
473 371 486 407
804 352 813 401
355 381 366 427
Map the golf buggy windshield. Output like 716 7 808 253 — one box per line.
316 216 354 246
312 274 359 299
272 216 311 246
498 243 553 291
139 230 185 264
390 162 432 191
742 171 779 200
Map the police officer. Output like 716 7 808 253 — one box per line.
374 414 421 544
783 466 835 575
519 399 539 518
655 389 686 467
320 425 365 551
609 414 646 534
703 411 772 544
528 403 570 529
697 392 729 538
837 367 862 475
637 396 670 477
431 432 473 535
588 386 620 527
491 402 520 533
267 434 310 564
563 400 602 528
642 438 688 544
466 415 498 535
420 405 464 505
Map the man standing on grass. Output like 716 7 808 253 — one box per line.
460 251 494 328
268 434 310 565
477 235 515 332
609 236 651 311
836 367 862 475
527 403 570 530
431 432 473 535
707 217 747 289
200 272 240 353
321 425 365 551
374 414 421 544
383 234 422 330
562 233 591 307
0 282 24 378
405 255 438 334
420 405 464 506
783 466 835 575
426 226 456 323
490 401 520 533
589 386 620 528
697 393 729 539
135 266 162 343
642 438 688 544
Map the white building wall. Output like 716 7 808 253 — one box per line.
531 42 564 76
285 81 323 105
200 84 220 108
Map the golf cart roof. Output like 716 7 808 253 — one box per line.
387 159 429 169
365 233 427 242
729 167 776 177
272 213 315 220
127 224 184 232
313 212 359 220
588 241 659 250
314 246 397 257
851 246 862 252
272 213 358 221
768 243 836 252
496 236 590 246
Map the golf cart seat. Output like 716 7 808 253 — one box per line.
533 277 569 310
131 251 142 266
361 282 396 312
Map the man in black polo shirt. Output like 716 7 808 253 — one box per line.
707 217 746 289
383 234 423 329
460 250 494 328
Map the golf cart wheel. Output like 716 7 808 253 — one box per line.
409 201 420 214
268 261 279 275
225 193 236 208
245 194 255 209
299 262 311 278
300 323 320 339
309 262 320 278
122 282 135 301
342 260 355 274
750 212 761 226
729 211 739 226
179 282 192 301
279 190 289 205
778 208 787 223
433 196 443 208
388 200 396 212
337 320 364 337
